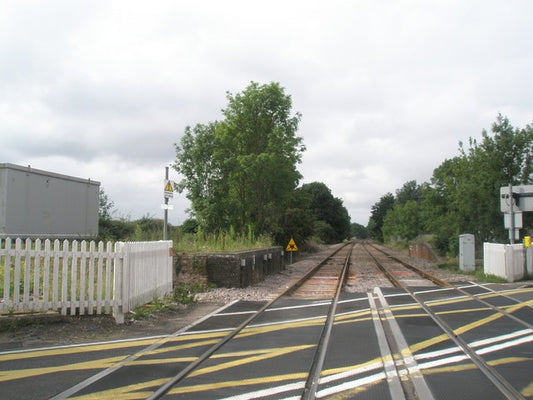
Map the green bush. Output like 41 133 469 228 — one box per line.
173 282 207 304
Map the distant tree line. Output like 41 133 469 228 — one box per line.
367 114 533 255
99 82 352 246
97 189 172 242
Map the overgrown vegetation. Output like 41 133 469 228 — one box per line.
173 282 208 304
368 114 533 256
128 282 210 320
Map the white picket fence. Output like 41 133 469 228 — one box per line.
0 238 173 323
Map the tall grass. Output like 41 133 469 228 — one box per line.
171 227 273 253
105 218 273 253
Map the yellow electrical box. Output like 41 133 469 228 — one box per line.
524 236 531 247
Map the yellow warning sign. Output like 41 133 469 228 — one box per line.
286 237 298 252
164 180 173 199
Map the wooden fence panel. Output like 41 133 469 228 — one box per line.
0 238 173 323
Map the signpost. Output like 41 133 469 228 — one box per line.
286 237 298 264
163 166 173 240
500 184 533 243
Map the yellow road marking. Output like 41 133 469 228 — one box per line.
522 380 533 396
0 330 229 362
4 289 533 397
0 338 159 362
189 344 314 377
169 373 306 395
0 355 126 382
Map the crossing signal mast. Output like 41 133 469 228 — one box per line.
500 184 533 243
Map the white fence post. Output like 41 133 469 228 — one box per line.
70 240 78 316
113 241 125 324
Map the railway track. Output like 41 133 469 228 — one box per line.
364 242 532 400
147 242 355 400
45 242 355 400
362 242 448 288
5 241 532 399
289 242 353 299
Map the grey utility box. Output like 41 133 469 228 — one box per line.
0 163 100 239
459 233 475 272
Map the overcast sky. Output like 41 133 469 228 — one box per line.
1 1 532 226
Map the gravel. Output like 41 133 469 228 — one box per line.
193 242 474 301
0 242 479 350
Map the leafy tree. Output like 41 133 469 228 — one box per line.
452 114 533 244
300 182 351 243
382 200 421 242
277 187 315 246
395 180 422 205
174 122 226 232
174 82 305 238
370 115 533 253
423 115 533 253
351 222 368 239
181 218 199 234
418 179 458 254
97 188 133 241
381 180 427 243
99 187 114 221
367 193 395 242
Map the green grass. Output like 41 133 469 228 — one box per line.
171 230 273 253
128 283 210 320
437 259 508 283
173 282 210 304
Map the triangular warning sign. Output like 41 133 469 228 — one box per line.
164 181 173 192
286 237 298 252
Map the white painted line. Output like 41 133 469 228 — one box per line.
413 287 456 295
319 361 384 385
375 287 436 400
317 371 387 398
476 335 533 355
415 333 533 371
470 328 532 348
368 291 405 400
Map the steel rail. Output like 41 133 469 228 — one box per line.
369 243 533 331
49 301 239 400
365 243 527 400
147 242 353 400
301 242 354 400
363 244 405 288
369 243 451 287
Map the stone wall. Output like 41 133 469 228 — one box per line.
408 242 438 262
174 253 208 285
206 247 284 288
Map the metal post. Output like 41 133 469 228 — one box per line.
163 166 169 240
509 183 514 244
